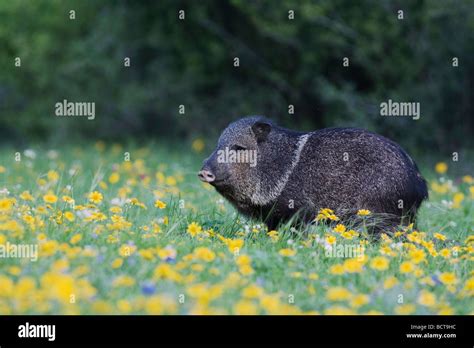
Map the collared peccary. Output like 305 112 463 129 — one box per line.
198 116 428 232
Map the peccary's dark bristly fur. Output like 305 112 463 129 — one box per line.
199 116 428 232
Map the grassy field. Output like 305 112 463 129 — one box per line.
0 141 472 315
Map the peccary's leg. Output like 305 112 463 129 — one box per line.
265 220 279 232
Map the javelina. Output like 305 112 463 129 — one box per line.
198 116 428 231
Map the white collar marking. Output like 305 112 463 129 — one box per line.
251 133 311 206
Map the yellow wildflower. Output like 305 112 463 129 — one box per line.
435 162 447 174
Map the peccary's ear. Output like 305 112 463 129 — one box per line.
251 121 271 143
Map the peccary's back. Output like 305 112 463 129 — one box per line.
284 128 428 218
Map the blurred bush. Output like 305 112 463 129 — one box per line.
0 0 473 152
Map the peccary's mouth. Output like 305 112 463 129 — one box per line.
210 177 229 186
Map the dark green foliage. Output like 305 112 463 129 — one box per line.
0 0 472 152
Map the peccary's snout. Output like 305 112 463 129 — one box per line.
199 151 219 183
198 168 215 183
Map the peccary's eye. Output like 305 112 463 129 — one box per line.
231 144 246 151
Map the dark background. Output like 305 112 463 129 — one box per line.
0 0 473 155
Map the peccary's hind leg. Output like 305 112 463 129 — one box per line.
359 213 402 236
